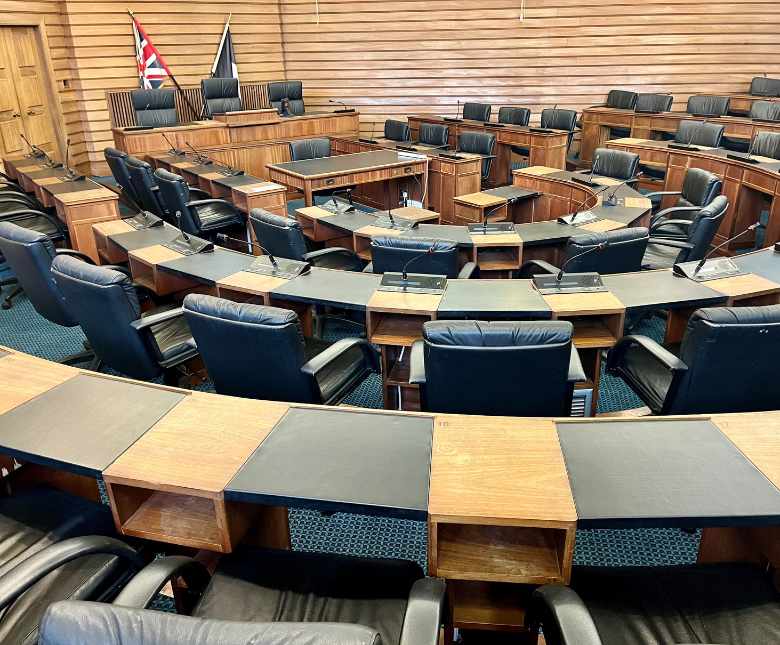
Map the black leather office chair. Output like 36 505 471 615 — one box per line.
498 107 531 126
131 89 178 127
410 320 585 416
607 304 780 415
610 94 673 138
268 81 305 115
126 157 209 223
458 130 496 181
751 76 780 97
686 95 730 117
526 562 780 645
605 89 638 110
749 100 780 122
289 138 331 161
641 195 728 270
584 147 639 181
462 102 492 122
201 77 241 116
750 130 780 159
154 168 244 238
51 255 198 384
365 236 479 279
40 544 446 645
416 123 450 149
103 147 141 209
384 119 410 142
183 295 379 405
517 228 649 279
674 120 725 147
644 167 722 234
541 108 578 151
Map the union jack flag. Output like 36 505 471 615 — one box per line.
132 17 170 89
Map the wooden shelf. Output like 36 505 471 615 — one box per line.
370 313 427 346
475 248 520 271
569 318 619 349
450 580 535 632
386 351 417 389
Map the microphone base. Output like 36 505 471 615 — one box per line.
374 215 418 230
24 152 45 159
529 128 554 134
216 168 244 176
438 152 464 160
727 154 761 164
667 144 701 151
673 258 748 282
601 198 616 207
396 144 419 151
570 176 602 188
333 109 356 113
558 211 599 226
359 138 379 144
378 272 447 295
468 222 516 235
243 256 309 280
163 234 214 256
57 173 86 182
319 201 356 215
533 272 607 295
125 212 164 230
443 117 463 122
39 163 63 170
486 122 505 127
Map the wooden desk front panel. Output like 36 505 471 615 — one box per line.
115 126 230 157
512 173 591 223
229 113 359 145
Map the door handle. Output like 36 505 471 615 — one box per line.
12 113 19 118
26 110 34 115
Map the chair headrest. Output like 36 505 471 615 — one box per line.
154 168 188 187
681 304 780 355
635 93 673 112
541 108 577 132
569 226 649 249
51 254 139 312
751 76 780 96
0 221 55 251
131 89 175 111
606 89 638 110
250 208 300 230
268 81 303 102
681 168 721 206
423 320 573 347
125 156 152 171
201 77 239 100
370 235 457 251
103 147 127 161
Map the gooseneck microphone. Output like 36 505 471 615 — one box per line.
162 133 180 155
20 133 43 158
185 141 207 163
606 172 643 203
138 103 150 126
215 233 280 269
686 118 708 149
556 242 608 282
569 185 609 223
329 99 348 111
481 204 504 230
695 222 761 272
64 138 75 177
175 211 191 243
330 188 354 211
588 154 600 182
401 244 438 280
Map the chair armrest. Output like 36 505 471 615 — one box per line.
301 337 380 378
303 247 364 271
568 345 586 383
409 339 426 385
399 578 448 645
525 585 603 645
0 180 28 195
187 198 241 217
606 334 688 375
650 219 695 237
458 262 480 279
0 536 145 612
55 248 96 265
651 205 700 223
0 209 68 238
516 259 559 279
647 236 696 262
113 556 211 610
189 188 210 201
130 306 185 331
644 190 682 198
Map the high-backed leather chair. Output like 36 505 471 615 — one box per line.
641 195 728 270
636 93 673 113
607 304 780 415
458 130 496 181
103 147 141 208
751 130 780 159
201 77 241 116
51 255 198 383
604 89 638 110
526 562 780 645
268 81 304 115
541 108 578 151
154 168 243 238
686 95 730 117
586 147 639 181
462 102 492 122
673 120 725 147
131 89 178 127
517 228 649 279
126 157 210 223
410 320 585 416
498 106 531 126
40 545 446 645
384 119 410 142
183 295 379 405
751 76 780 97
750 100 780 122
366 236 479 279
289 138 331 161
645 167 722 233
416 123 450 149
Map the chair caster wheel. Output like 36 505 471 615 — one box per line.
1 302 11 310
359 330 367 339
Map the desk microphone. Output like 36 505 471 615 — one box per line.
185 141 211 165
401 244 438 280
589 154 600 183
162 132 181 156
19 133 44 158
138 102 150 126
686 118 708 148
330 188 355 212
360 121 378 145
694 222 761 273
328 99 354 113
556 242 608 282
215 233 280 269
59 138 84 181
175 211 191 244
605 172 642 204
561 185 609 225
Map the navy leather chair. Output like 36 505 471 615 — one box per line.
131 89 178 127
201 77 241 116
498 106 531 126
268 81 305 115
410 320 585 416
416 123 450 149
154 168 243 238
645 167 722 234
365 235 479 279
607 304 780 415
103 148 141 208
126 157 209 223
462 102 492 122
751 130 780 159
458 130 496 181
584 147 640 181
517 228 650 279
686 95 730 117
51 255 198 384
384 119 410 142
289 138 331 161
183 295 379 405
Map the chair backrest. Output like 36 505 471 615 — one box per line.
749 100 780 122
463 102 492 121
591 147 639 180
268 81 305 115
384 119 410 142
563 227 649 275
686 95 730 117
201 78 241 116
420 320 575 416
50 255 161 380
635 93 673 112
605 90 638 110
103 147 141 206
674 120 725 147
418 123 449 147
131 89 178 127
750 131 780 160
672 305 780 414
0 222 77 327
153 168 201 234
289 138 331 162
678 167 722 209
249 208 308 261
183 295 321 403
498 107 531 126
126 157 167 220
369 236 460 278
750 76 780 97
683 195 729 262
39 601 381 645
458 130 496 180
541 108 577 149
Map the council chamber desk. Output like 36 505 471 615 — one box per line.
3 347 780 640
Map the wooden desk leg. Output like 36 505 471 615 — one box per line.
242 504 292 550
665 306 697 344
577 347 602 417
304 182 314 207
